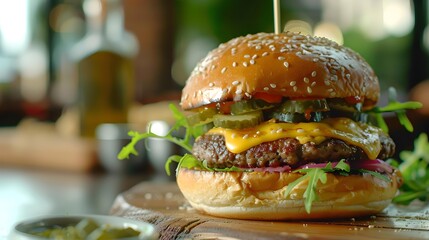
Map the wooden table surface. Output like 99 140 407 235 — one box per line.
110 182 429 240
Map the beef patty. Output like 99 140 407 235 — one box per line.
192 133 395 169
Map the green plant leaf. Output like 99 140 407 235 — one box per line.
358 169 391 182
303 168 327 213
284 160 389 213
393 133 429 205
365 87 422 133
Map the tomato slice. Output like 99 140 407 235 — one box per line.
253 92 283 103
345 96 364 104
217 101 234 114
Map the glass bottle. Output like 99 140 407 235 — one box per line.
72 0 138 138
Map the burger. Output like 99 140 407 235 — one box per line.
120 31 404 220
173 31 401 220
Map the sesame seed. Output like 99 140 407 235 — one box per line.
244 54 250 58
311 71 317 77
283 61 289 68
221 67 227 74
270 83 277 88
311 81 316 87
278 56 285 61
276 128 283 133
211 65 217 70
324 80 331 86
307 86 312 93
255 45 262 50
293 86 298 92
297 128 305 133
312 58 319 62
243 62 248 67
235 89 242 94
304 77 309 83
232 62 238 67
252 54 258 59
296 51 302 56
263 87 269 91
243 134 249 139
290 81 296 86
232 80 240 86
209 82 214 87
327 88 334 92
331 75 338 81
346 74 351 80
262 52 269 57
250 59 255 65
280 47 287 52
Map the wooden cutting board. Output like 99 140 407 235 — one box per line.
110 182 429 240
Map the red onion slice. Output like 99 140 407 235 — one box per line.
350 159 393 173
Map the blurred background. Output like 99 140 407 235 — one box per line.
0 0 427 174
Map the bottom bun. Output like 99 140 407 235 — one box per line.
176 168 401 220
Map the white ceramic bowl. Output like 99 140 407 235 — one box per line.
10 214 158 240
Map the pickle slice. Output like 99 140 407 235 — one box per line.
330 110 369 123
192 122 214 137
213 111 263 129
327 98 362 112
186 107 217 126
230 99 275 115
271 111 326 123
327 99 368 123
277 99 329 113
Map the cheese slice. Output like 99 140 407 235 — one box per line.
207 118 382 159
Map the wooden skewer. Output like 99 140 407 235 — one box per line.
273 0 281 34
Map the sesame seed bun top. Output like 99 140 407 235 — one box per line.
180 32 380 110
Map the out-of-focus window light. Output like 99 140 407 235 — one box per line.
321 0 414 40
314 22 343 45
0 0 30 55
382 0 414 37
283 20 313 36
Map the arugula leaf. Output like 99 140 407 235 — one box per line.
118 104 195 160
303 168 327 213
284 160 391 213
392 133 429 205
165 155 186 176
164 153 243 176
284 160 348 213
366 87 422 133
358 169 391 182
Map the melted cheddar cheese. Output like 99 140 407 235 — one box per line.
207 118 381 159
